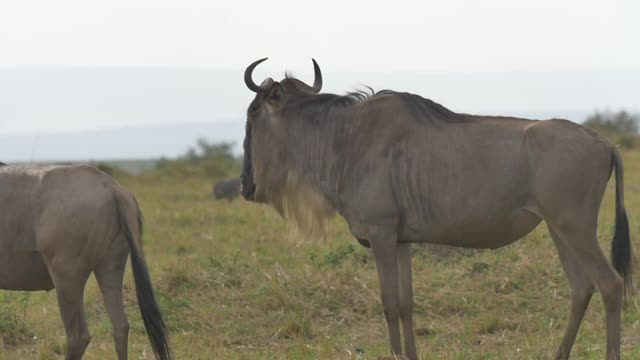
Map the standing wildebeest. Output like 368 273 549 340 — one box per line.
213 177 242 202
0 164 170 360
240 58 633 359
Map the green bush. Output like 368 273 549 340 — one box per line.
618 134 636 149
153 138 241 179
583 110 638 135
583 110 639 149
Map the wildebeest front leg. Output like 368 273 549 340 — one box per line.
398 243 417 360
371 234 403 357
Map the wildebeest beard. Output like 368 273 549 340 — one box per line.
241 99 338 239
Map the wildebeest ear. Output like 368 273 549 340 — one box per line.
266 82 285 105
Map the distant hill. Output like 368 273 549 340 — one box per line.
0 121 244 163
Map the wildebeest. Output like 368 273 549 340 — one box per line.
213 177 241 202
240 58 633 359
0 164 170 360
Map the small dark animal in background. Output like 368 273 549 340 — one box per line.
213 177 242 202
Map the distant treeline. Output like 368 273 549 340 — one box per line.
94 138 240 179
583 110 639 149
153 138 241 178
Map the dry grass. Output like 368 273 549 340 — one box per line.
2 150 640 359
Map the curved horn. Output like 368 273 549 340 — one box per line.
311 58 322 93
244 57 269 93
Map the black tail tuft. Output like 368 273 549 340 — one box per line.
117 196 171 360
610 149 634 298
612 208 634 297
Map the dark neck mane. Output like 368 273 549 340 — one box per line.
287 88 464 126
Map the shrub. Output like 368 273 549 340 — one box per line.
583 110 639 149
153 139 241 178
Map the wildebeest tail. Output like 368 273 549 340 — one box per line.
114 193 172 360
611 148 633 297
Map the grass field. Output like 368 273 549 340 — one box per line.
1 151 640 360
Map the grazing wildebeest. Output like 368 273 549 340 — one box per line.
240 58 633 359
0 164 170 360
213 177 242 202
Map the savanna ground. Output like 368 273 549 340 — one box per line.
1 151 640 360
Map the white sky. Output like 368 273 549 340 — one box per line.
1 0 639 71
1 0 639 158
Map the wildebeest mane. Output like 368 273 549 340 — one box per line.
379 90 464 125
289 86 372 110
288 86 466 126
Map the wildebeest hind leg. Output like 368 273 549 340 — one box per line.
48 265 92 360
546 223 623 360
547 227 595 359
94 237 130 360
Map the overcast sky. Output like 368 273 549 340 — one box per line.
1 0 638 71
0 0 639 147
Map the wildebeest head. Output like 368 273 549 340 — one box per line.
241 57 322 203
241 58 335 238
